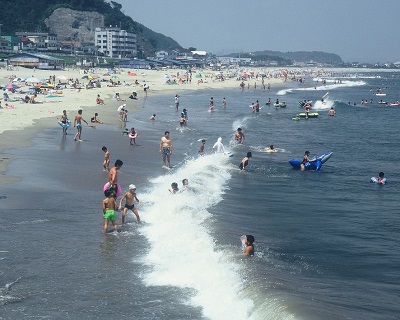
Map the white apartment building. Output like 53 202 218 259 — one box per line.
95 26 136 58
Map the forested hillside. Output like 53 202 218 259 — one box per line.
0 0 182 55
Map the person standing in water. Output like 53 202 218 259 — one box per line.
243 235 255 256
59 110 69 135
222 97 227 109
119 184 141 224
102 189 118 233
73 109 88 141
198 139 206 156
209 97 214 110
235 128 245 144
212 137 225 154
108 159 123 194
160 131 172 168
175 94 180 111
239 152 252 171
102 146 110 172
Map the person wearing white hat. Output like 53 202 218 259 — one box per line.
118 184 141 224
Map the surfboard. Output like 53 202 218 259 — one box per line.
322 92 329 99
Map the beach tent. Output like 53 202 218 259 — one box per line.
6 83 20 90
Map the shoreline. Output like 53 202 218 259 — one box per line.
0 67 287 180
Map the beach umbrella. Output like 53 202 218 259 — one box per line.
25 77 41 83
111 75 119 80
12 77 24 82
103 73 109 76
56 75 68 81
128 72 137 76
164 74 171 78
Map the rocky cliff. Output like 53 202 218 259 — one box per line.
44 8 104 43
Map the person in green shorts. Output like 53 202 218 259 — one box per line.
102 189 118 233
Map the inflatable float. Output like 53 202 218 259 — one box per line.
371 177 386 184
103 182 122 198
58 120 71 129
296 112 319 118
289 151 333 171
128 132 138 139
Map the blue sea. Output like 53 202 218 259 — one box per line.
1 71 399 319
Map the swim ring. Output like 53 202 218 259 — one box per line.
103 182 122 197
371 177 386 184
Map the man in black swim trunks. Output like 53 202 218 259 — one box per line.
118 184 141 224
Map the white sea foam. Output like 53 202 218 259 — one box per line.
277 80 366 96
139 154 255 319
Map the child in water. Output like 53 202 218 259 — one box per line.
169 182 179 194
119 184 141 224
102 189 118 233
243 235 255 256
102 146 110 172
198 139 206 156
377 172 386 185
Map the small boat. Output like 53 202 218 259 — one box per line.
289 151 333 171
375 93 386 96
296 112 319 118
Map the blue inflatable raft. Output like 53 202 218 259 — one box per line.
58 120 71 129
289 151 333 171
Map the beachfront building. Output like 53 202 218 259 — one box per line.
8 53 64 70
95 27 137 58
1 36 22 51
155 50 169 59
15 32 58 52
217 56 252 66
0 37 9 50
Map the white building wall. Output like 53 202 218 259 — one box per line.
95 27 137 58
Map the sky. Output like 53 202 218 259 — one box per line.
112 0 400 63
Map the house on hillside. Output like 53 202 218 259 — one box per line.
15 32 58 52
1 36 22 51
8 53 64 70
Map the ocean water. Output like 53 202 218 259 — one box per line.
1 72 399 319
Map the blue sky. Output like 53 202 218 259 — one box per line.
112 0 400 63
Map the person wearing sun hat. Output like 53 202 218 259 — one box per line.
118 184 141 224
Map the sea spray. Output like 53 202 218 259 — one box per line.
139 154 255 319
